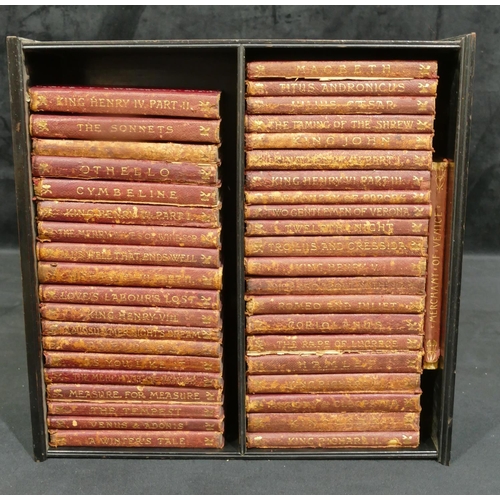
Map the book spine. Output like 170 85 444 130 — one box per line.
246 313 424 335
30 86 221 119
46 384 223 403
44 351 222 373
33 178 220 207
244 256 427 277
246 149 432 170
43 336 221 357
49 430 224 448
32 156 219 185
245 204 432 220
36 242 221 269
245 236 427 257
37 201 220 228
44 368 223 389
47 416 224 432
42 320 222 341
247 373 422 394
245 294 425 315
246 352 423 374
246 80 438 97
245 170 431 191
245 219 429 236
40 285 220 310
47 401 223 419
247 412 420 433
37 222 221 249
246 431 420 449
246 96 435 116
245 190 430 205
246 334 424 353
246 133 433 151
424 160 449 369
38 262 223 290
30 115 221 143
246 60 438 79
32 138 219 164
246 393 421 413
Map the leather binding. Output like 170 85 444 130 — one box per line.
245 170 431 191
37 201 220 228
246 334 423 353
246 393 421 413
49 430 224 448
33 178 220 206
44 351 222 373
246 149 432 170
29 86 221 119
246 79 438 97
30 115 221 143
47 401 224 419
246 60 438 80
32 138 219 164
47 416 224 432
247 412 420 432
247 373 422 394
245 219 429 236
246 431 420 449
245 133 433 151
39 285 221 310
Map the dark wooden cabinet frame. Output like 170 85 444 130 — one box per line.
7 35 476 464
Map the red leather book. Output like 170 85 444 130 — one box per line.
42 320 222 342
43 334 221 357
246 149 432 170
33 178 220 206
246 60 438 79
32 156 219 185
246 352 423 374
245 219 429 237
245 235 427 257
32 138 219 164
36 242 221 269
44 351 222 373
247 412 420 433
46 383 222 403
246 393 421 413
246 276 426 296
38 262 223 290
245 170 430 191
246 79 438 97
39 285 220 310
47 416 224 432
244 256 427 277
37 221 221 248
246 294 425 315
247 373 422 394
246 431 419 449
246 133 433 151
246 96 435 115
47 401 223 419
31 115 220 143
246 313 424 335
37 201 220 228
49 430 224 448
246 334 424 354
29 86 221 119
245 190 430 205
245 204 432 220
44 368 223 389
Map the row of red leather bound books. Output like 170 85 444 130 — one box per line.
244 59 448 449
29 85 226 449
